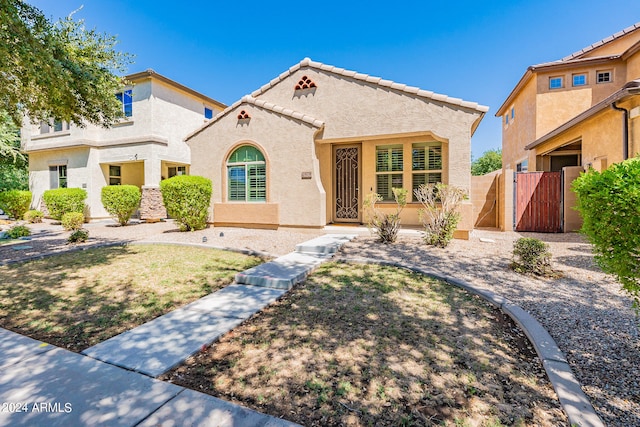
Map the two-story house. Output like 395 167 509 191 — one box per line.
22 70 225 220
495 22 640 231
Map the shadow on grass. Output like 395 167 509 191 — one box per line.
164 262 566 426
0 245 261 352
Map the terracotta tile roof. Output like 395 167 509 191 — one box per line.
561 22 640 61
185 95 324 141
251 58 489 113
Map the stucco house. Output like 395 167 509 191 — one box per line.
492 23 640 232
186 58 488 238
497 22 640 174
21 70 225 219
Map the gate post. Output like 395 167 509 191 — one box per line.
498 168 514 231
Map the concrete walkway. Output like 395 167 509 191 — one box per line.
0 234 355 427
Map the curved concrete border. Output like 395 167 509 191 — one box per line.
338 256 604 427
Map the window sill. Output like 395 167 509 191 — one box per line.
32 131 71 140
113 118 135 127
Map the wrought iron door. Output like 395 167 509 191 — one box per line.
334 146 360 222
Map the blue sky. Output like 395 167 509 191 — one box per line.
29 0 640 158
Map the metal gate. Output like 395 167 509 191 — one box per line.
514 171 562 232
334 146 360 222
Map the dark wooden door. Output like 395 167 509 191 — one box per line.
515 171 562 232
334 146 360 222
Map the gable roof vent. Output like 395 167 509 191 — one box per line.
237 110 250 120
295 75 317 90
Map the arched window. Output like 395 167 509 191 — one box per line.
227 145 266 202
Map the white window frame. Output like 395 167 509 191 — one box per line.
596 70 612 84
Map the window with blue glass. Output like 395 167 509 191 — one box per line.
204 107 213 119
116 89 133 117
572 74 587 86
227 145 266 202
549 77 563 90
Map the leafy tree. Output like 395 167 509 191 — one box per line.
0 1 133 128
0 111 28 192
572 157 640 307
471 149 502 176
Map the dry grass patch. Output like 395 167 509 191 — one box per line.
0 244 262 352
162 262 566 426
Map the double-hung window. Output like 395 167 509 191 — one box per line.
375 146 403 201
549 76 563 89
109 165 121 185
116 89 133 117
412 142 442 201
49 165 67 189
168 166 187 178
227 146 266 202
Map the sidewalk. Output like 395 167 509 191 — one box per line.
0 234 355 427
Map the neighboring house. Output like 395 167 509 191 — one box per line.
494 23 640 232
22 70 225 219
186 58 488 238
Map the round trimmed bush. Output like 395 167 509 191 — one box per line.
24 209 44 223
101 185 141 226
0 190 31 220
61 212 85 231
68 228 89 244
43 188 87 220
160 175 212 231
6 225 31 239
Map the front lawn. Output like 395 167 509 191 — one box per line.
161 262 566 426
0 244 262 352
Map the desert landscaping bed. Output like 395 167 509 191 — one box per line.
0 244 262 352
161 262 566 426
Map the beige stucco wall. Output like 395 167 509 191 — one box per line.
579 31 640 59
471 171 499 228
255 67 481 195
497 169 513 231
188 105 326 228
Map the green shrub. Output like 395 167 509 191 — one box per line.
24 209 43 223
572 157 640 306
160 175 212 231
414 183 465 248
6 225 31 239
61 212 85 231
67 228 89 244
510 237 558 277
101 185 141 226
363 188 407 243
0 190 31 220
43 188 87 220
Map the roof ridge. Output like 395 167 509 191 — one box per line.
251 57 489 113
562 22 640 61
185 95 324 141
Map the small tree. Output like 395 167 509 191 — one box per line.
43 188 87 220
101 185 141 226
572 157 640 306
0 189 31 220
414 183 466 248
363 188 408 244
160 175 212 231
471 149 502 176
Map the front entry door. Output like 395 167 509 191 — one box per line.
334 145 360 223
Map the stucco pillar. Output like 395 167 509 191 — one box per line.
498 169 514 231
143 157 162 186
